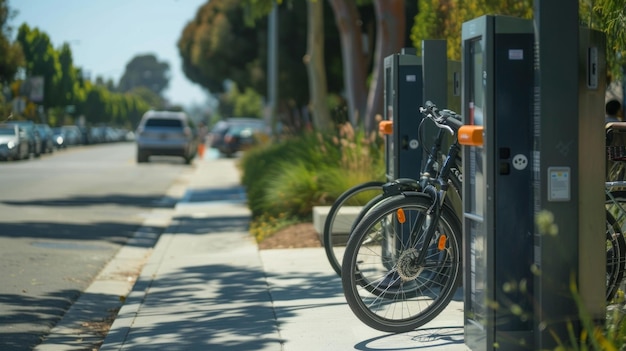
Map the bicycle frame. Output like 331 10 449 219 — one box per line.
382 106 463 271
403 129 461 268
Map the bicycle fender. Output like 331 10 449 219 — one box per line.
398 191 431 198
383 179 421 197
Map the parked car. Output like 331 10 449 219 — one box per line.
35 123 55 154
51 127 67 149
60 125 82 146
0 124 30 161
209 117 270 157
6 121 42 158
135 110 198 164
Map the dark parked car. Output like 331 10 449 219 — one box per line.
51 127 67 149
135 110 198 164
6 121 42 158
60 125 82 146
0 124 30 160
35 123 55 154
208 118 270 157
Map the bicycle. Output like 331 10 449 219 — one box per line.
603 129 626 302
605 182 626 301
323 105 462 278
340 102 464 333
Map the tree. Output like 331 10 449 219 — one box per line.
240 0 409 134
305 0 332 131
118 54 170 97
234 87 264 117
588 0 626 80
0 0 23 84
327 0 368 127
16 23 62 111
411 0 533 61
56 43 78 108
127 86 165 110
178 0 266 95
364 0 405 134
411 0 624 81
82 85 109 124
179 0 322 129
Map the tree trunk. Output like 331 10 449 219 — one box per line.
327 0 367 127
364 0 405 134
306 0 332 132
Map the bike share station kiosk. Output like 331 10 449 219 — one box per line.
382 42 461 182
460 7 607 350
382 42 462 257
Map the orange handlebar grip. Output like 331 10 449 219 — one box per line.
458 125 484 146
379 120 393 135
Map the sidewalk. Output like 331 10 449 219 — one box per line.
100 154 468 351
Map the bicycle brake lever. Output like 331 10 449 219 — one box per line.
436 123 454 136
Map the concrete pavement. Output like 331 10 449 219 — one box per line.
41 151 469 350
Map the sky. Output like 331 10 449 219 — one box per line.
10 0 211 108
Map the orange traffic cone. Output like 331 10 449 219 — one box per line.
198 143 205 158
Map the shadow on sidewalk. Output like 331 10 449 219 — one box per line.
105 255 343 350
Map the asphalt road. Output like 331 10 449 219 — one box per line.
0 142 194 350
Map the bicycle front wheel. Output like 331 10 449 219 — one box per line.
323 181 385 277
341 194 462 333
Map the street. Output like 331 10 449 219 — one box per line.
0 142 195 350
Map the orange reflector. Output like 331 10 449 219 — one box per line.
458 125 484 146
438 234 447 251
396 208 406 223
379 120 393 135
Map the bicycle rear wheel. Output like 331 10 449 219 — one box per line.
607 190 626 233
323 181 385 277
341 194 462 333
606 210 626 302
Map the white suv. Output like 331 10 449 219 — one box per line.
135 110 198 164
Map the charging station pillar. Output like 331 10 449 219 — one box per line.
422 40 448 109
383 48 423 181
461 15 535 350
533 1 606 348
462 8 607 350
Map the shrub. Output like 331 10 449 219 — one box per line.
239 123 385 231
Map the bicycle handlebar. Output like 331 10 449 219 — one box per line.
419 101 463 134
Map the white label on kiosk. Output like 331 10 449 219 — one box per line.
548 167 571 201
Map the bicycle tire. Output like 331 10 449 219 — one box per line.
329 168 463 280
606 210 626 302
606 190 626 233
323 181 385 277
341 194 462 333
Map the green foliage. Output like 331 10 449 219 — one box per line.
261 160 325 218
219 84 263 117
249 212 299 243
239 131 332 218
234 87 263 117
0 0 23 83
412 0 624 80
411 0 533 61
240 123 385 233
587 0 626 80
178 0 267 94
118 54 170 96
178 0 343 124
16 23 62 109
